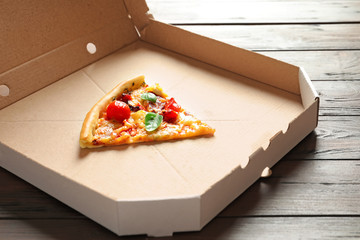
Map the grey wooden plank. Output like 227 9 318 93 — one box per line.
287 116 360 160
0 217 359 240
272 160 360 184
315 81 360 116
171 217 360 240
147 0 360 24
179 24 360 51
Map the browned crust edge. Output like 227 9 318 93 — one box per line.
79 75 145 148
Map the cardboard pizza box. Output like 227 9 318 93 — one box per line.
0 0 319 237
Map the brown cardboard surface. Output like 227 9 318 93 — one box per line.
0 40 305 200
0 0 129 73
0 1 318 235
124 0 151 32
0 0 139 110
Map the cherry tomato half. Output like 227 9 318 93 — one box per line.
162 109 178 123
118 93 132 103
106 100 130 122
165 98 181 112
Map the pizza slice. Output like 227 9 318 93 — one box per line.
79 75 215 148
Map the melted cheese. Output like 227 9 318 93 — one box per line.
145 84 168 98
129 110 146 127
178 112 200 126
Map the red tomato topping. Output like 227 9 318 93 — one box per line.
162 109 178 123
165 98 181 112
106 100 131 122
119 93 132 102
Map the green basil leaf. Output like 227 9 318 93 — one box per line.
141 92 157 103
145 112 163 132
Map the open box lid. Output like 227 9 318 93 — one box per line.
0 0 140 109
0 0 319 237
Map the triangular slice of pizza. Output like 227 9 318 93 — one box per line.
80 75 215 148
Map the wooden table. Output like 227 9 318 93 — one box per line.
1 1 359 239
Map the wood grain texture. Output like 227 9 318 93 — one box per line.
287 116 360 160
314 81 360 116
179 24 360 51
147 0 360 24
171 217 360 240
1 218 359 240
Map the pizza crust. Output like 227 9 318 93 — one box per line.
79 75 145 148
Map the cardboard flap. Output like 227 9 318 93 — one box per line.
124 0 152 32
0 0 139 110
299 67 319 108
117 197 200 237
140 20 301 95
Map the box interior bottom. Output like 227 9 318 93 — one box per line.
0 40 304 200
